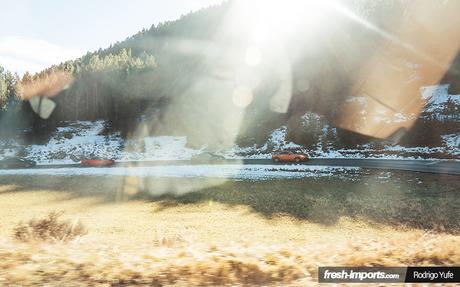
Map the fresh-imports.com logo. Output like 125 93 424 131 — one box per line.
322 269 399 281
319 267 460 283
319 267 405 283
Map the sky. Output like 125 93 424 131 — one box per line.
0 0 222 74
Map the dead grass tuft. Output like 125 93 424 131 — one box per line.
13 211 87 243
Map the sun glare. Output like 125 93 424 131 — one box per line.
236 0 328 44
245 46 262 66
222 0 331 114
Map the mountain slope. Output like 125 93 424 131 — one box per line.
8 0 460 153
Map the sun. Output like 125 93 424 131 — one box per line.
234 0 329 45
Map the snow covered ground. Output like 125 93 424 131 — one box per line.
0 121 202 164
221 126 459 160
219 126 302 159
421 84 460 118
442 134 460 153
0 119 458 164
1 82 459 164
25 121 122 164
0 164 360 180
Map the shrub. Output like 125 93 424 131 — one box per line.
13 211 87 242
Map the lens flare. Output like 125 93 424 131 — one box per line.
232 86 253 108
18 70 73 100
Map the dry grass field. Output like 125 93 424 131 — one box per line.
0 171 459 286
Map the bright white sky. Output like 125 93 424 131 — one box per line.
0 0 222 74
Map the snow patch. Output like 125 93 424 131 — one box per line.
421 84 460 114
26 121 122 164
266 126 302 150
442 134 460 152
221 126 302 159
0 139 20 159
0 165 361 180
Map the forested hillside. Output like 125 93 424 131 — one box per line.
2 0 460 150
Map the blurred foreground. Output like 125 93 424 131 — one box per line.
1 233 459 286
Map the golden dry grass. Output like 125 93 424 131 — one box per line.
0 173 459 286
0 185 420 247
0 233 459 286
